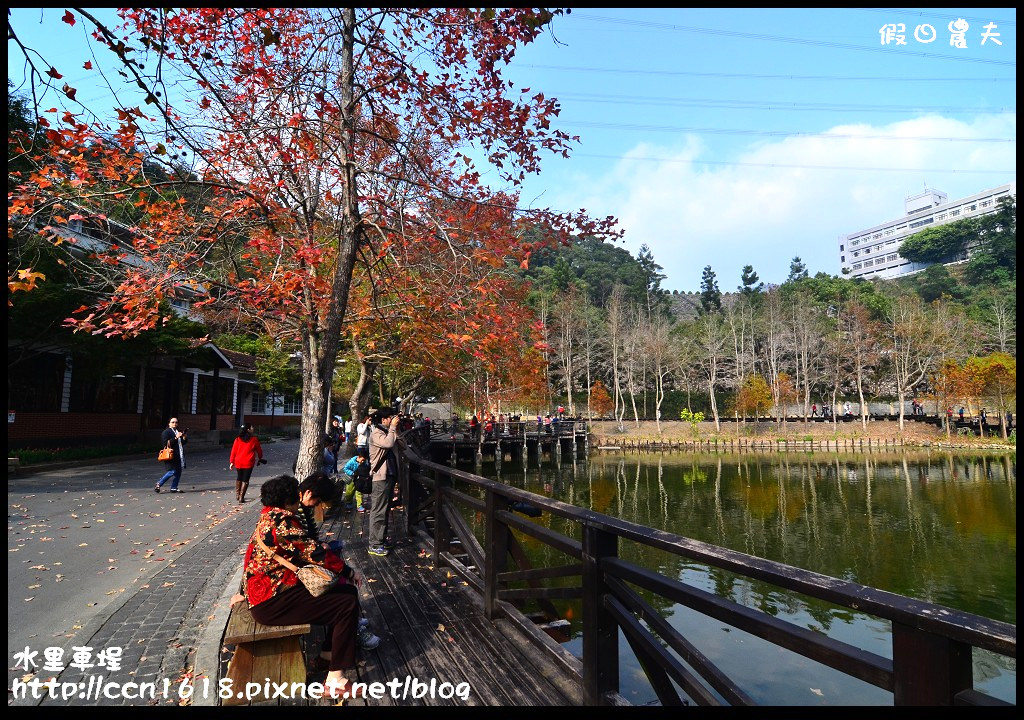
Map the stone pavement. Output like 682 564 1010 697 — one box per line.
8 440 297 707
37 506 257 706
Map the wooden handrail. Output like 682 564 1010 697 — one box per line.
396 441 1016 706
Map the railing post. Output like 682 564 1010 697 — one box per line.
892 622 973 705
400 453 413 537
483 487 510 620
582 523 619 705
433 470 452 558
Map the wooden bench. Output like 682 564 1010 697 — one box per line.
222 601 311 706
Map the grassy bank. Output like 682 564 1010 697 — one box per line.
589 419 1015 450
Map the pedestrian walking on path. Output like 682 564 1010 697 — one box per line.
229 423 265 503
156 417 188 493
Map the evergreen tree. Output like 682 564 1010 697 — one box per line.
636 243 668 315
787 256 809 283
738 265 763 296
699 265 722 314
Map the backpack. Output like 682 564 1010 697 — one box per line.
352 463 372 495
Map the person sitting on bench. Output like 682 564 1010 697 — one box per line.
240 475 376 699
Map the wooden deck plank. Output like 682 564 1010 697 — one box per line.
367 544 550 705
404 530 580 705
350 579 409 706
360 557 454 706
373 544 506 706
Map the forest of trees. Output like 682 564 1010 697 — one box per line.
518 199 1016 439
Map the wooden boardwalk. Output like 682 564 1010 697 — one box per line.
219 495 581 707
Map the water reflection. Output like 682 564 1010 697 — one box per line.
476 451 1016 705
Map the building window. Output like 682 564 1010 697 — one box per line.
251 391 266 414
839 244 844 251
950 209 960 217
178 376 193 414
887 254 898 262
936 213 946 221
884 228 894 236
8 351 64 412
863 259 873 267
841 255 845 263
908 217 934 229
851 239 859 247
282 395 302 414
852 262 863 270
195 374 233 414
68 357 140 413
873 232 882 239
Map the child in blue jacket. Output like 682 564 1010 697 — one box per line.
342 454 370 511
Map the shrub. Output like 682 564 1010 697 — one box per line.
12 442 151 465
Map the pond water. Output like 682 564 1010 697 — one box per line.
466 450 1016 705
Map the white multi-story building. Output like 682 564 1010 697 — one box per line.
838 181 1016 280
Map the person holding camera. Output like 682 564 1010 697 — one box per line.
155 417 188 493
229 423 266 503
367 409 400 557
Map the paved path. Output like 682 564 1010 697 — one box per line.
7 439 300 706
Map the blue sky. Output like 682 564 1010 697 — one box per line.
8 8 1016 291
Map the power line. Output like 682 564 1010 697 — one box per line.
514 63 1015 83
570 152 1016 174
554 91 1015 114
572 13 1016 67
561 120 1015 143
855 8 1015 28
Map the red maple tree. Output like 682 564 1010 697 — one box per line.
8 8 618 475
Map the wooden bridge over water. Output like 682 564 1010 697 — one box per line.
217 426 1016 706
425 418 590 466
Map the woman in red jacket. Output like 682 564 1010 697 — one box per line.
229 424 265 503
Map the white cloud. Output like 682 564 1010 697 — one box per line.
548 114 1016 291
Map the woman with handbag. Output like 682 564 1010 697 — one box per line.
155 418 187 493
228 424 265 503
240 475 375 699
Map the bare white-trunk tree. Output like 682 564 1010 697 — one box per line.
605 285 628 432
694 311 728 431
887 296 939 432
645 312 675 436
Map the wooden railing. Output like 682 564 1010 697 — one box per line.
427 418 585 439
395 430 1015 707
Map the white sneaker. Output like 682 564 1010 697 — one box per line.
357 627 381 650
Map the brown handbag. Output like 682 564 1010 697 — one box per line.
158 447 175 462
